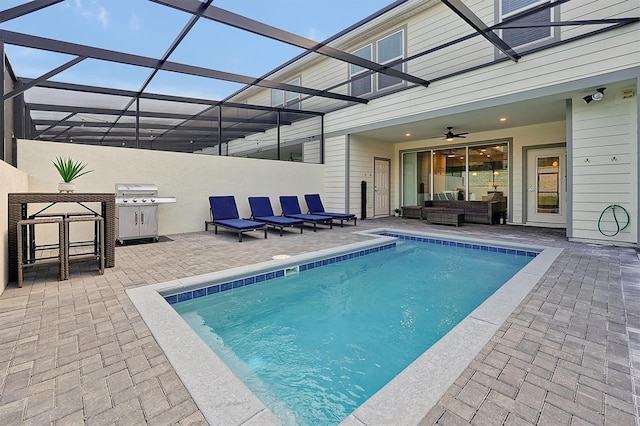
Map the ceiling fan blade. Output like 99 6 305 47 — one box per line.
455 132 469 136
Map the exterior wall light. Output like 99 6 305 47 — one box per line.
583 87 606 104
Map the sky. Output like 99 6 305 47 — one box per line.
1 0 396 100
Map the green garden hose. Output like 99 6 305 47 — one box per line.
597 204 630 237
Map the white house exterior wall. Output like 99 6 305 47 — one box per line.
234 0 638 114
570 88 638 244
323 136 348 212
222 0 638 243
349 136 395 218
323 25 638 137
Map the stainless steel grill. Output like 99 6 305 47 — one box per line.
115 184 175 244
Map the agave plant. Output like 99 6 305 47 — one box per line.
52 157 93 182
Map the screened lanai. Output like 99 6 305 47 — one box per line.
1 0 637 161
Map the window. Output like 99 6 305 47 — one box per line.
271 76 301 109
350 45 373 97
349 29 405 96
377 31 404 90
499 0 554 49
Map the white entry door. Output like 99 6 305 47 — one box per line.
526 147 566 227
374 158 390 217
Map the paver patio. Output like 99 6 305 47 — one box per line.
0 218 638 425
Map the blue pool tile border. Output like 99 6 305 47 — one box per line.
382 232 539 258
164 235 539 306
165 243 396 305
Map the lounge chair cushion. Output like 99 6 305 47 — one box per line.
280 196 330 221
248 197 304 226
209 196 241 220
214 218 266 230
208 196 267 242
304 194 355 219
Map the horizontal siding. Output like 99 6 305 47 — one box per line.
405 1 493 80
219 0 637 243
350 136 395 218
228 0 637 155
323 136 347 213
570 90 637 244
325 24 638 133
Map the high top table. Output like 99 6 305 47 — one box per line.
8 192 115 283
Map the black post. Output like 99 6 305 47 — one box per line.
361 180 367 220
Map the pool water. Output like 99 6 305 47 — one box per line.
173 239 533 425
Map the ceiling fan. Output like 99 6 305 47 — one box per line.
443 127 468 141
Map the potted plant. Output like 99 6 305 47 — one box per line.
53 156 93 193
394 208 401 217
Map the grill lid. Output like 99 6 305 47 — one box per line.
115 183 175 205
115 183 158 197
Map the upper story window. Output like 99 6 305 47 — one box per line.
349 29 405 97
271 76 301 109
377 31 404 90
499 0 555 50
350 45 373 97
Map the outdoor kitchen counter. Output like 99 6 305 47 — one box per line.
8 192 116 283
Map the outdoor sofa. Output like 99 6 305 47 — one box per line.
402 197 506 225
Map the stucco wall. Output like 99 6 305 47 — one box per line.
16 139 325 239
0 160 28 294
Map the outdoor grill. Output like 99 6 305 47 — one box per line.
115 184 175 244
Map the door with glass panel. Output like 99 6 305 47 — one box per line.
526 147 566 226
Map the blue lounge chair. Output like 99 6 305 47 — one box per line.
248 196 304 236
304 194 357 227
279 196 333 232
206 196 267 242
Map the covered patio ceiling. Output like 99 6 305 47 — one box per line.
1 0 637 155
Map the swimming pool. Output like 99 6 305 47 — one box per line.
173 236 534 424
127 228 562 425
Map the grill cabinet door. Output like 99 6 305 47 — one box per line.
138 205 158 238
118 206 140 239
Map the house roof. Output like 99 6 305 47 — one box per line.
1 0 637 155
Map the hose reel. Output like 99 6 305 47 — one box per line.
597 204 630 237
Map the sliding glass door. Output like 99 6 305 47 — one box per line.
402 151 431 206
402 142 508 205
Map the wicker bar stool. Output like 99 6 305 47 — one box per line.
64 215 105 278
17 217 66 287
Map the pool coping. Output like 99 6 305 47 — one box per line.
126 228 563 425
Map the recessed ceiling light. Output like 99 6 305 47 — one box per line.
499 117 508 122
486 154 491 158
405 132 411 137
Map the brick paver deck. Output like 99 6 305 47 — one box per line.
1 218 638 425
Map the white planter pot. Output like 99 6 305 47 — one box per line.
58 182 76 193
